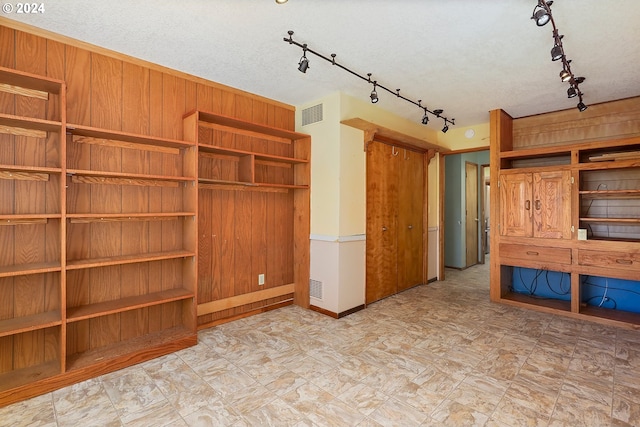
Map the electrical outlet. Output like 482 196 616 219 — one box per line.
258 274 265 286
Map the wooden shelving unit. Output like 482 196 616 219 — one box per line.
64 123 197 372
183 110 310 327
0 66 198 406
0 67 66 396
491 106 640 328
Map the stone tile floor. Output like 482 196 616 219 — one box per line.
2 262 640 426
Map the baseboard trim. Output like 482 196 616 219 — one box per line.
310 304 366 319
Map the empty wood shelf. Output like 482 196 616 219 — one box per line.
66 212 195 223
0 262 61 278
66 326 195 372
0 311 61 337
67 289 195 322
66 250 195 270
0 360 60 394
67 124 194 151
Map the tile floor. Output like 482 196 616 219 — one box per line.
2 262 640 426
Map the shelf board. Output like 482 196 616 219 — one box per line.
501 292 571 312
66 250 195 270
579 189 640 199
66 326 195 372
580 217 640 224
66 212 195 223
581 305 640 326
0 214 61 225
0 66 63 95
67 288 194 322
188 110 308 141
198 144 308 164
0 311 61 338
67 124 193 150
255 182 309 190
0 164 62 175
67 169 195 182
0 113 62 136
0 360 60 394
0 262 61 278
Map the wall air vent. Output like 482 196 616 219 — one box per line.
309 279 323 300
302 103 323 126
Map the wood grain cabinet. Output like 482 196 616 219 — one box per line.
0 67 66 395
491 106 640 328
499 170 572 239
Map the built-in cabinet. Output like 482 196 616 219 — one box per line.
499 170 571 239
366 140 425 304
491 103 640 328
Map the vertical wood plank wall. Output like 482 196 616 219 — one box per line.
0 24 299 331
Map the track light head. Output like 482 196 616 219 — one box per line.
370 82 378 104
442 123 449 133
298 47 309 73
559 69 571 82
532 1 553 26
567 86 577 98
433 109 444 117
574 76 585 84
551 45 563 61
421 113 429 125
275 0 288 3
577 101 588 112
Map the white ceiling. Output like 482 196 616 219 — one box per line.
6 0 640 131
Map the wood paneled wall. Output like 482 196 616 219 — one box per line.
512 97 640 149
0 22 299 327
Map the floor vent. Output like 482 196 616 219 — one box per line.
302 103 323 126
310 279 323 300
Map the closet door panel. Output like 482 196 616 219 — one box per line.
397 150 424 291
366 142 398 304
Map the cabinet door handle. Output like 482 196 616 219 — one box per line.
534 200 541 210
408 225 413 229
526 251 539 256
382 226 387 232
616 259 633 265
524 200 531 210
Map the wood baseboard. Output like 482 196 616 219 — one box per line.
309 304 365 319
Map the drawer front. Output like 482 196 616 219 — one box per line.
578 250 640 271
499 243 572 265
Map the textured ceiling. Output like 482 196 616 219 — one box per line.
5 0 640 131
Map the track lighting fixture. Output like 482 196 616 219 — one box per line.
369 77 379 104
531 1 552 26
531 0 587 112
283 30 455 132
577 100 587 112
298 46 309 73
550 44 563 61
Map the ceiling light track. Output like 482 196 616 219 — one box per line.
532 1 587 112
283 30 455 132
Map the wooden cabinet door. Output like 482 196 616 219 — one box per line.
397 150 424 292
366 141 399 304
499 173 533 237
533 170 572 239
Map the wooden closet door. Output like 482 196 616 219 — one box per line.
366 141 398 304
397 149 424 291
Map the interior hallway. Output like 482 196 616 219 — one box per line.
2 261 639 426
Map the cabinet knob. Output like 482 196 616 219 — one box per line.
408 225 413 229
382 226 387 232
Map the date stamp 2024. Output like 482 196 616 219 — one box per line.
2 3 46 14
